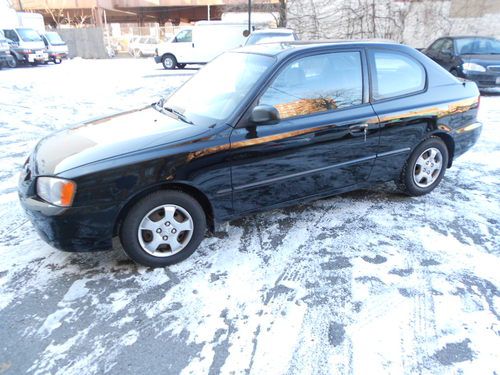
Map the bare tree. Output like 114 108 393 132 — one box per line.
287 0 453 47
222 0 283 28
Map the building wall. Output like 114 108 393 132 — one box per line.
287 0 500 48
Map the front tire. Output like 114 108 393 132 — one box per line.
120 190 206 267
7 56 17 68
398 137 448 196
162 54 177 69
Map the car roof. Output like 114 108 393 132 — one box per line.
236 39 400 57
251 29 294 35
445 35 498 40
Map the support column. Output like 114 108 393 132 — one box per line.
95 7 104 27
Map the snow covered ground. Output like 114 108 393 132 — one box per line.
0 59 499 375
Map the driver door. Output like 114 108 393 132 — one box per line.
172 29 194 62
229 50 380 214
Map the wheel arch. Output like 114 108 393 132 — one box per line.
431 131 455 167
161 52 177 64
113 182 215 237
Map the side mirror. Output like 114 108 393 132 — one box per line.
250 105 280 125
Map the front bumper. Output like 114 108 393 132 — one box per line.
48 52 67 59
18 52 49 63
462 71 500 89
18 168 117 252
154 55 162 64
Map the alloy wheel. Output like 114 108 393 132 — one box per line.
137 204 194 257
163 57 174 69
413 147 443 188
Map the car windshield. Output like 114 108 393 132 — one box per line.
45 32 65 45
163 52 274 121
17 28 42 42
456 38 500 54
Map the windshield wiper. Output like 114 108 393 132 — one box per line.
153 99 194 125
163 106 194 125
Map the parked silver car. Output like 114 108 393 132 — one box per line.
128 36 160 57
244 29 298 46
41 32 69 64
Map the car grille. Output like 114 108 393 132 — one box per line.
488 65 500 72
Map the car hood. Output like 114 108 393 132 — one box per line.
461 54 500 66
33 106 210 175
18 41 46 50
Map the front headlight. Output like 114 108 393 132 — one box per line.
462 62 486 72
36 177 77 207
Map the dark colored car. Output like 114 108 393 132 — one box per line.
423 36 500 90
18 41 482 267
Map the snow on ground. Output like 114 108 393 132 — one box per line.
0 58 499 375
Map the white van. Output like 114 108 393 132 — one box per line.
2 27 48 67
154 21 248 69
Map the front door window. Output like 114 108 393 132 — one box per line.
259 51 363 119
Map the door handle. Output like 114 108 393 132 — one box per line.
349 123 369 141
349 123 368 133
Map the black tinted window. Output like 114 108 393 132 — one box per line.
371 51 425 100
4 30 18 42
440 39 453 54
429 39 443 52
259 51 363 119
456 37 500 54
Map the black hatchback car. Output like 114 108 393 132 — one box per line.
423 36 500 90
19 41 482 267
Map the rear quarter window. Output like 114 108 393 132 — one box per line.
369 50 426 100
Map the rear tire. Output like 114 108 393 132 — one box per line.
54 58 62 64
120 190 206 267
177 63 186 69
397 137 448 196
162 54 177 69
